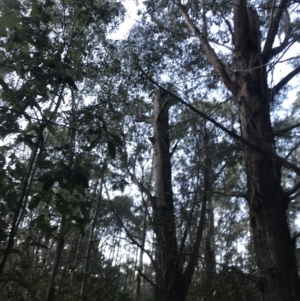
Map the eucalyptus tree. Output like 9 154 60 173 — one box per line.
112 78 250 301
125 0 300 300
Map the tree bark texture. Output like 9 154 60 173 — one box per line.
233 2 300 300
175 0 300 299
151 89 184 301
150 90 210 301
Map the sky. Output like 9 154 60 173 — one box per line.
109 0 144 40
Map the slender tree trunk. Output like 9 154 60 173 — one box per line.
204 198 216 279
132 89 210 301
46 88 77 301
135 208 147 301
79 180 103 300
46 216 66 301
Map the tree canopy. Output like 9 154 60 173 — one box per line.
0 0 300 301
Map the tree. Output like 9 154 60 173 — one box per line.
136 0 300 300
0 0 125 299
122 89 217 301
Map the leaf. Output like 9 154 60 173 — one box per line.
110 133 123 146
3 0 21 10
29 215 45 227
54 192 65 202
20 256 32 275
57 225 73 239
65 76 78 90
42 177 55 190
74 153 84 165
47 123 56 135
73 165 89 189
108 141 116 159
55 202 71 215
6 191 18 211
37 172 53 182
29 242 49 249
28 196 41 210
37 219 52 234
38 160 54 169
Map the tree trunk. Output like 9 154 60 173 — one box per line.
46 88 77 301
151 89 185 301
204 198 216 279
45 216 66 301
79 179 103 300
135 208 147 301
233 2 300 300
177 1 300 299
130 89 210 301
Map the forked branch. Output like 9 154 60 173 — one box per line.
263 0 290 59
173 0 237 94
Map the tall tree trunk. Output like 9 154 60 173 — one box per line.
46 88 77 301
175 0 300 299
131 89 210 301
233 2 300 300
151 89 183 301
79 180 103 300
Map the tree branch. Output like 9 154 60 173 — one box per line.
136 115 154 124
271 65 300 97
136 269 159 290
174 0 237 94
263 0 290 59
183 127 210 283
274 121 300 136
265 18 292 62
104 185 157 269
284 181 300 198
126 167 154 204
138 65 300 176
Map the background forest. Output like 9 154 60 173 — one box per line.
0 0 300 301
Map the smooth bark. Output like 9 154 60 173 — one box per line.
149 90 210 301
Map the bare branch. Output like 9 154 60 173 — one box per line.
135 270 159 289
220 10 234 39
263 0 290 59
136 115 154 124
271 65 300 97
174 0 237 94
126 167 154 204
285 181 300 198
284 141 300 160
138 65 300 176
274 121 300 136
263 12 292 62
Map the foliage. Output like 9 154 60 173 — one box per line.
0 0 300 300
